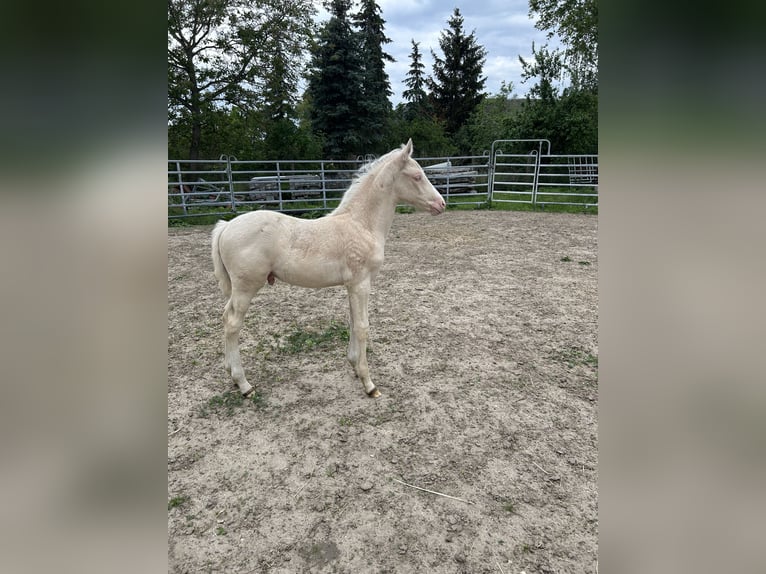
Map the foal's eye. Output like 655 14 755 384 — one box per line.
412 173 422 181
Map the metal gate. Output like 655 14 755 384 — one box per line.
488 139 598 209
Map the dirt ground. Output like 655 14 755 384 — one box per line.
168 210 598 573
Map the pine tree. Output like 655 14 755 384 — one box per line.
307 0 366 158
428 8 487 136
352 0 394 151
402 40 429 119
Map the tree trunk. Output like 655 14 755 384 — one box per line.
189 112 201 161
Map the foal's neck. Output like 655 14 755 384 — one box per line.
336 167 398 240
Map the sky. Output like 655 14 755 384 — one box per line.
314 0 563 106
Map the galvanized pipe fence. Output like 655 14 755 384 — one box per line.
168 140 597 219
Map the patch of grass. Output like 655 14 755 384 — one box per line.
560 256 572 262
502 499 517 514
215 526 227 536
168 495 189 510
338 416 353 427
279 321 349 354
578 260 591 266
490 199 598 214
168 218 192 227
559 347 598 369
249 391 265 409
198 389 264 418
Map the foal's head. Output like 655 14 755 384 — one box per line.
390 139 446 215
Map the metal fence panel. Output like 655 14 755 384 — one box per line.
167 147 596 219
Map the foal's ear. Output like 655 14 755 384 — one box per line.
402 138 413 158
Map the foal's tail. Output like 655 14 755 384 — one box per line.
211 220 232 298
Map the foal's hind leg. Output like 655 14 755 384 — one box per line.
347 280 380 398
223 284 263 396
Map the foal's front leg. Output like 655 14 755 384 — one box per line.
347 281 380 397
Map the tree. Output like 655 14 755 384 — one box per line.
528 0 597 91
519 42 563 104
509 44 596 153
259 3 316 122
352 0 394 150
386 106 456 158
428 8 488 137
307 0 366 158
402 40 430 120
507 0 598 154
458 81 523 154
168 0 315 159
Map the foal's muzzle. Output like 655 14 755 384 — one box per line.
430 196 446 215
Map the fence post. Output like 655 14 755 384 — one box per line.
176 161 187 216
321 161 327 211
276 161 283 211
531 150 541 209
487 146 497 209
225 155 236 213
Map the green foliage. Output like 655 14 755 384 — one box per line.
166 1 597 162
386 109 457 157
308 0 394 157
428 8 488 140
168 0 316 160
529 0 598 91
500 44 597 154
457 84 523 154
402 40 429 120
353 0 394 150
307 0 365 158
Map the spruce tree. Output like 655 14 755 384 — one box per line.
352 0 394 151
428 8 487 136
307 0 365 158
402 40 429 120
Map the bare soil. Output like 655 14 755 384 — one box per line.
168 210 598 573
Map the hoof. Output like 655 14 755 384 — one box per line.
239 382 254 397
367 387 381 398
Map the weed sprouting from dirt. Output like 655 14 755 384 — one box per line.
198 389 264 418
502 499 517 514
168 495 189 510
277 321 349 354
559 347 598 369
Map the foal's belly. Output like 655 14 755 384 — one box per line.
274 260 348 288
273 251 380 289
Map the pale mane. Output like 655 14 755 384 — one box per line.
331 144 404 214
